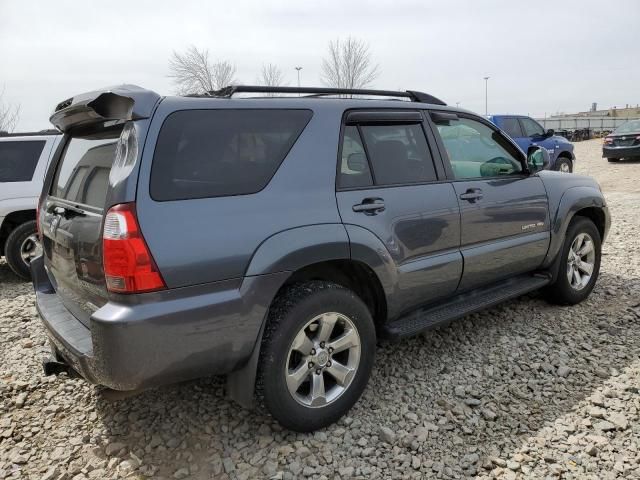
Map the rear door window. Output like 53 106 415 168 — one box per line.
51 129 120 208
337 126 373 188
359 123 437 186
0 140 45 182
150 109 313 201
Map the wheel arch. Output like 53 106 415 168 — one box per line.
0 209 36 255
228 225 393 409
542 186 609 271
557 149 575 161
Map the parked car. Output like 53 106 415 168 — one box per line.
0 131 61 279
490 115 575 172
603 119 640 162
33 85 609 432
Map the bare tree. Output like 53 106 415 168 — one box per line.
321 37 380 90
0 87 20 133
168 46 237 94
259 63 286 87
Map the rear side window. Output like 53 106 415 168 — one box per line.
150 109 313 201
500 117 524 138
0 140 45 182
51 129 120 208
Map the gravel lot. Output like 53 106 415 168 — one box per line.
1 139 639 480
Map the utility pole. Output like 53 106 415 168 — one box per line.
483 76 490 116
295 67 302 88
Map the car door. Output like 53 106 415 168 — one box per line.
336 110 462 314
428 111 550 292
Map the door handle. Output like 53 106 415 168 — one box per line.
459 189 483 202
352 198 385 214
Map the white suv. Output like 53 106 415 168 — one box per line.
0 131 61 279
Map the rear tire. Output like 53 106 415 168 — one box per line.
545 217 601 305
256 281 376 432
5 221 38 281
554 157 573 173
607 158 620 162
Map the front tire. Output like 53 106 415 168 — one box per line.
554 157 573 173
5 221 38 281
257 281 376 432
545 217 601 305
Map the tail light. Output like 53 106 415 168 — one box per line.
604 136 613 144
102 203 166 293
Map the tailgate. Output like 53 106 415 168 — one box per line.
41 127 121 327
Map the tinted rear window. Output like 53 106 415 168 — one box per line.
0 140 45 182
51 129 120 208
150 109 313 201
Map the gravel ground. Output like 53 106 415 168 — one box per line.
1 139 639 480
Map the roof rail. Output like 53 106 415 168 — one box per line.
204 85 447 106
0 129 61 137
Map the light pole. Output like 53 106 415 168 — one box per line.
295 67 302 88
483 76 490 116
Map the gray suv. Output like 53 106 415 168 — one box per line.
33 85 610 432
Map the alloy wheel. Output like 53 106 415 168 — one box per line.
566 232 596 290
19 234 39 267
285 312 361 408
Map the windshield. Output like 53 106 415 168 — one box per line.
614 120 640 134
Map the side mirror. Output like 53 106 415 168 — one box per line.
527 146 550 173
545 128 555 138
347 152 367 172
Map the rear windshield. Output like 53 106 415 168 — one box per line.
150 109 312 201
0 140 45 182
51 129 120 208
614 119 640 134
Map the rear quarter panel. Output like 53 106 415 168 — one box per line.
135 99 347 287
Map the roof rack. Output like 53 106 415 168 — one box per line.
204 85 447 106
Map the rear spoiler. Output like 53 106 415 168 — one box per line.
49 84 161 133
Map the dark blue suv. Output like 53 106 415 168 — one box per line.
490 115 575 172
32 85 608 432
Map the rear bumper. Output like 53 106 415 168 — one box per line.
602 145 640 159
31 255 288 391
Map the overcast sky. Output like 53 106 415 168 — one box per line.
1 0 638 131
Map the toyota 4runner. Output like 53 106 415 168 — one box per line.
33 85 610 432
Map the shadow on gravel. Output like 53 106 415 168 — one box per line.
86 271 640 478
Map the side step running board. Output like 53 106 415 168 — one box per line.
384 274 551 340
